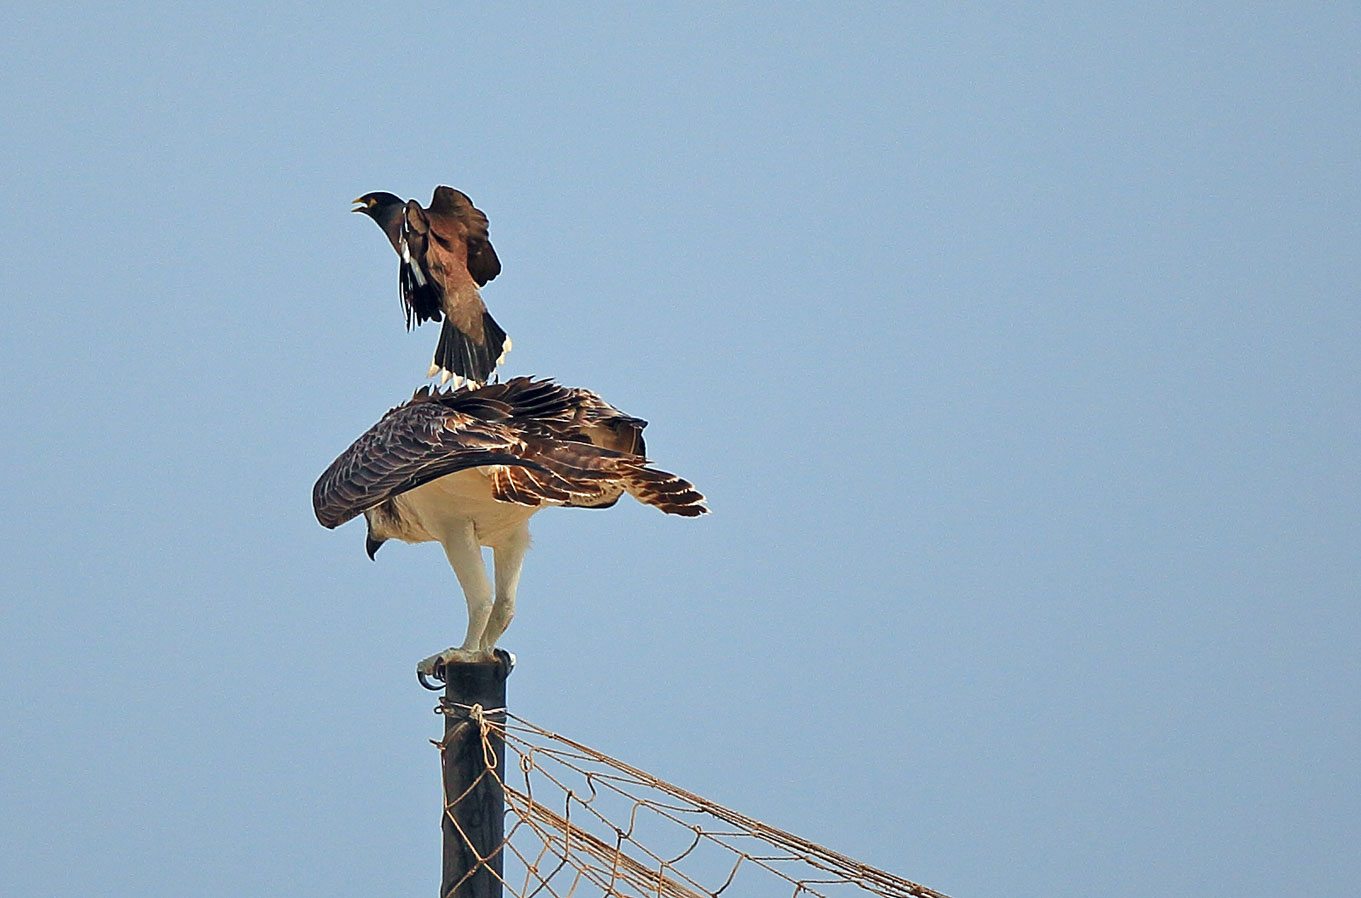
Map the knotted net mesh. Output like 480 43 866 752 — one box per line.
436 700 953 898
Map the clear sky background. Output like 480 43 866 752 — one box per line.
2 4 1358 897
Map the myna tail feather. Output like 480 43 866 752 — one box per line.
432 313 511 386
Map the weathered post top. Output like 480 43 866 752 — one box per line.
435 654 512 898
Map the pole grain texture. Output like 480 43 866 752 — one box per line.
437 658 511 898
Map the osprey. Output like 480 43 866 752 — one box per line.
312 378 707 678
353 186 510 388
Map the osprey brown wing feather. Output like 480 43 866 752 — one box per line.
313 379 709 525
617 463 708 516
484 379 709 516
311 400 544 529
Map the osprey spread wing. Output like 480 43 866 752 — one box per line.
312 378 707 672
353 186 510 388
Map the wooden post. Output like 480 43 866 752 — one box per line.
436 656 510 898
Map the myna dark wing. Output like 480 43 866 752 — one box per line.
427 186 501 287
417 211 508 383
312 400 543 529
397 200 444 328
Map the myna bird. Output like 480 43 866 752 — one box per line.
312 377 708 672
353 187 510 388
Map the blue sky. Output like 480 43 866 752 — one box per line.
2 4 1358 896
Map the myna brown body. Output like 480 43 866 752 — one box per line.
354 186 510 387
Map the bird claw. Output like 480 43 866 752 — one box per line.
416 646 517 689
417 646 512 689
417 647 478 689
417 665 445 691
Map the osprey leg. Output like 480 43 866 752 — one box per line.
442 520 493 656
482 522 530 652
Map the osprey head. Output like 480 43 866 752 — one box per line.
363 511 388 560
